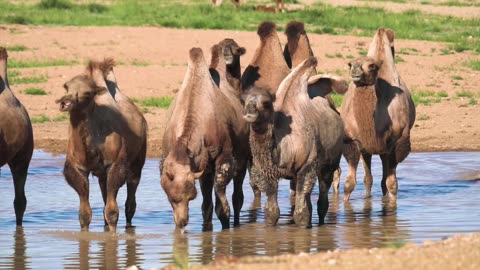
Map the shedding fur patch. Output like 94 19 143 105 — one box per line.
100 58 115 78
0 47 7 60
257 21 276 39
285 21 305 41
209 44 222 70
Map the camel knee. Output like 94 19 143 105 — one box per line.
79 205 92 230
104 202 119 230
294 204 312 228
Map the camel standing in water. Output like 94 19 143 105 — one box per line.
337 28 416 201
58 61 146 231
0 47 33 226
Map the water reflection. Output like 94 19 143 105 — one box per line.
1 151 480 269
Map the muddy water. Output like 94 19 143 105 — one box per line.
0 150 479 269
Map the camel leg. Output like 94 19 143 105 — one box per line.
200 170 214 231
332 166 342 194
318 165 335 225
264 180 279 226
248 161 261 202
275 0 280 13
125 176 140 228
104 163 126 232
281 0 285 12
214 162 231 229
293 167 316 228
343 142 360 201
289 178 296 207
361 153 373 198
232 164 246 227
9 161 29 226
380 153 389 196
385 152 399 201
98 175 108 227
63 161 91 230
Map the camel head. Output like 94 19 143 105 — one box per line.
160 143 205 230
242 87 274 125
218 38 246 65
348 56 382 87
56 75 107 113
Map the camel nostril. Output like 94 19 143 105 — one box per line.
246 102 257 114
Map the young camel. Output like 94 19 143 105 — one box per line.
0 47 33 226
161 46 248 231
338 28 416 202
243 57 346 227
57 61 145 231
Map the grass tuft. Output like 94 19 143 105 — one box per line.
417 113 430 121
330 92 344 108
4 45 28 51
132 96 173 108
8 71 48 85
30 114 50 124
462 59 480 71
23 87 47 95
8 59 78 68
455 90 474 98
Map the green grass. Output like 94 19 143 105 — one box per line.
325 53 335 59
132 96 173 108
395 56 405 63
346 54 354 59
438 1 480 7
131 59 150 66
4 44 27 51
7 70 48 85
23 87 47 95
358 48 368 56
417 113 430 121
468 98 477 105
335 53 343 58
450 75 463 80
330 92 344 108
30 114 50 123
0 1 479 52
31 113 67 123
411 89 445 106
455 90 475 98
8 58 78 68
462 59 480 71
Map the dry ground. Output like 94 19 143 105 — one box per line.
1 24 479 157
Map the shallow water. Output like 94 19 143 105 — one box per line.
1 150 479 269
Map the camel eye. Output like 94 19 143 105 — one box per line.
368 64 378 71
348 62 353 68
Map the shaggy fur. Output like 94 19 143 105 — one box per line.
161 45 248 230
337 28 416 201
243 57 344 228
59 61 145 231
0 47 33 226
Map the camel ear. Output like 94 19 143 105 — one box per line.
236 47 246 56
95 86 108 95
308 74 348 97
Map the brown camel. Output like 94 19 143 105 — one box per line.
243 57 346 227
160 46 249 230
337 28 416 202
57 61 145 231
0 47 33 226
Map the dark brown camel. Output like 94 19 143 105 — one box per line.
337 28 416 202
243 57 346 227
57 61 145 231
0 47 33 226
160 46 249 231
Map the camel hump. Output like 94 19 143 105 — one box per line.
0 47 7 59
100 58 115 77
86 59 102 75
189 47 204 63
304 56 317 69
257 21 276 39
385 28 395 43
210 44 222 67
285 20 305 40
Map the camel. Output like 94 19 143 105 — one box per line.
243 56 346 228
0 47 33 226
57 61 146 231
336 28 416 202
160 45 249 231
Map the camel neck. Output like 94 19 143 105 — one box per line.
250 122 275 165
0 58 9 93
353 84 382 152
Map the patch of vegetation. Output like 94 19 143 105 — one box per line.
346 54 354 59
437 90 448 97
450 75 463 80
52 114 68 121
439 48 453 55
455 90 475 98
0 1 478 52
398 47 419 55
132 96 173 108
4 45 27 51
330 92 344 108
8 58 78 68
468 98 477 105
438 1 480 7
23 87 47 95
335 53 343 58
7 71 48 85
417 113 430 121
140 107 151 114
324 53 335 59
462 59 480 71
411 89 444 106
131 59 150 66
382 239 407 248
30 114 50 124
395 56 405 63
358 48 367 56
